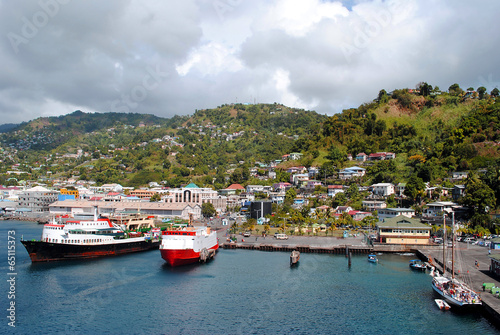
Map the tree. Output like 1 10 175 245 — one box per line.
404 175 425 204
331 192 347 208
418 82 432 97
326 146 346 167
377 89 389 103
285 188 297 206
150 193 161 202
477 86 487 100
201 202 216 218
460 173 496 220
448 83 463 96
490 88 499 97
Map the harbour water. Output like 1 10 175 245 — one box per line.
1 221 498 334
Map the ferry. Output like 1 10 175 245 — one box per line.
160 226 219 266
21 210 160 262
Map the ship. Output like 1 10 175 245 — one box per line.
160 226 219 266
431 211 482 307
21 209 160 262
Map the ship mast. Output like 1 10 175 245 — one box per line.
442 212 446 275
451 211 455 279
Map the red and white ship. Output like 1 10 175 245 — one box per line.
160 226 219 266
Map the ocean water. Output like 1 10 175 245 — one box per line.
1 221 498 335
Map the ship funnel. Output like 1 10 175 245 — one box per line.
93 206 99 221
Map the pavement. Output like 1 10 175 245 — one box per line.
216 230 367 248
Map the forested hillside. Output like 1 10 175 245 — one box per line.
0 84 498 213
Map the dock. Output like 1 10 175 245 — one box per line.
221 242 373 254
417 245 500 327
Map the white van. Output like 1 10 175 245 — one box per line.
275 234 288 240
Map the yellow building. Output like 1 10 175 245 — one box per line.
377 216 431 245
60 188 79 199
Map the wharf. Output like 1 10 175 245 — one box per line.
221 242 372 254
417 244 500 328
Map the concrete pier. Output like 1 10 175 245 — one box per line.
221 242 373 254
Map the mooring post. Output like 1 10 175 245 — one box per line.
348 251 352 267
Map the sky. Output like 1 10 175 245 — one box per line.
1 0 500 124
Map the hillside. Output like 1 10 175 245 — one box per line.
0 84 499 201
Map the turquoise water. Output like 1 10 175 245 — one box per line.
1 221 498 334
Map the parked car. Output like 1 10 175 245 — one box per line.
243 231 251 237
275 234 289 240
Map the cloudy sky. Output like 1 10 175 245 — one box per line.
1 0 499 124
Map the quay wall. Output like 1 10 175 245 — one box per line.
221 243 373 254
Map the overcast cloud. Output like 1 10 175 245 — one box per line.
0 0 499 124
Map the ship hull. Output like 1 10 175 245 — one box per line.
431 279 481 308
21 239 160 262
160 244 218 267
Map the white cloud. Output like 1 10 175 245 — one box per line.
0 0 499 123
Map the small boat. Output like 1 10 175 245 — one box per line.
368 254 378 263
409 259 426 271
435 299 450 310
290 250 300 266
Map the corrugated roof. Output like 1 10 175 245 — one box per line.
377 216 430 229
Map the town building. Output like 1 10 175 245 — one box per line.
49 200 202 220
376 216 431 244
163 183 226 213
18 186 59 213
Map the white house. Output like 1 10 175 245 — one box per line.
338 166 366 180
327 185 344 197
423 201 458 217
362 200 387 211
370 183 395 197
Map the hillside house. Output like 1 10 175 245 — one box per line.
327 185 344 197
451 171 468 180
452 185 465 200
305 180 322 191
395 183 406 197
308 167 319 178
335 206 353 214
289 152 303 160
290 173 309 185
219 183 245 196
362 200 387 211
287 166 307 174
338 166 366 180
348 210 372 221
370 183 395 197
273 182 291 192
423 201 458 217
355 153 367 161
